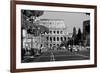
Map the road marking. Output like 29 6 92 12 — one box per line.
39 54 75 57
50 52 55 61
55 54 74 57
75 53 89 58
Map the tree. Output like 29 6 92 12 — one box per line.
85 13 90 16
77 28 82 40
27 24 49 36
72 27 77 45
21 10 44 29
77 28 82 45
22 10 44 22
72 27 77 38
21 10 47 56
22 10 44 17
21 10 48 36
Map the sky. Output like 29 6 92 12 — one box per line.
38 11 90 33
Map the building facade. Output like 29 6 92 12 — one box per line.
22 19 68 50
83 20 90 46
39 19 68 49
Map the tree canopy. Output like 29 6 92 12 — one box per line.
21 10 49 36
85 13 90 16
21 10 44 18
26 23 49 36
72 27 77 38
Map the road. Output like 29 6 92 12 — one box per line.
22 49 90 63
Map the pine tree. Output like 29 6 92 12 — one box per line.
77 28 82 45
72 27 77 45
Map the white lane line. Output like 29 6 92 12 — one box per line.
39 54 75 57
50 52 55 61
55 54 74 57
75 53 89 58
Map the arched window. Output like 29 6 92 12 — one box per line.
57 31 59 34
41 44 42 47
50 31 52 34
53 37 55 41
57 37 59 41
46 37 49 40
61 37 63 41
64 37 66 41
53 31 56 34
60 31 63 34
50 37 52 41
50 44 52 47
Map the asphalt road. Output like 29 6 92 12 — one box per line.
22 49 90 63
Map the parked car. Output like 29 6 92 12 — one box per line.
72 46 79 52
40 47 47 53
68 45 79 52
86 46 90 50
57 46 66 50
68 45 72 51
60 46 66 50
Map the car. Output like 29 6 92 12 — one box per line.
60 46 66 50
86 46 90 50
40 47 47 53
72 46 79 52
68 45 72 50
